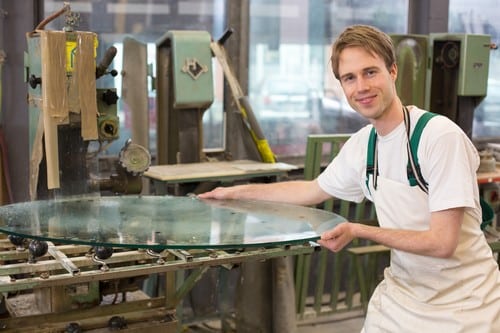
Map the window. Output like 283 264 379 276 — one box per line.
248 0 408 159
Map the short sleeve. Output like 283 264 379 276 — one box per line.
317 126 372 203
418 116 479 212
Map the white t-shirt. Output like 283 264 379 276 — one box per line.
317 106 480 216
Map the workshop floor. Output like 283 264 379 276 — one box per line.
297 315 365 333
186 314 365 332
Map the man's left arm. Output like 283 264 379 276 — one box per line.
318 207 463 258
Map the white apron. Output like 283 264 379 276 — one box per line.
361 175 500 333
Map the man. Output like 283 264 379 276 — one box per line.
199 25 500 332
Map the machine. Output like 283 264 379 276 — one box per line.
25 3 151 201
392 32 494 137
155 28 275 167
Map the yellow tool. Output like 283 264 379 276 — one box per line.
210 31 276 163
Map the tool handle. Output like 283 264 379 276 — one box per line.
96 46 117 78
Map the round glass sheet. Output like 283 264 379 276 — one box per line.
0 195 345 250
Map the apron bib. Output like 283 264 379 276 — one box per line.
362 175 500 333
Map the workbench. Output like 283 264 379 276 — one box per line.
144 159 298 195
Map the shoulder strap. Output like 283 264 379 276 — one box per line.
407 112 438 192
365 112 438 193
366 127 377 174
365 127 377 190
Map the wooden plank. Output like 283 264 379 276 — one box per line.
348 244 390 255
77 32 98 140
40 30 68 120
144 159 297 182
122 37 149 149
42 105 60 189
29 110 45 199
40 30 67 190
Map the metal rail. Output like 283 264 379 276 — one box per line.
0 238 318 332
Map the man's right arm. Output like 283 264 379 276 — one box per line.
197 179 331 206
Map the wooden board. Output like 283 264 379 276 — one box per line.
144 160 297 183
122 37 149 149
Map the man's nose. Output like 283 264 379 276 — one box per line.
356 77 369 91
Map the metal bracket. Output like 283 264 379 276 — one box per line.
47 242 80 275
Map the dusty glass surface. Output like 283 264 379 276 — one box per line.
0 196 344 250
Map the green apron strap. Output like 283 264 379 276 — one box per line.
365 111 437 193
407 112 438 189
366 127 377 191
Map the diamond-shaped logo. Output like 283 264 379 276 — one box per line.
181 58 208 80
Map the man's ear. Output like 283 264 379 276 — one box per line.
390 63 398 81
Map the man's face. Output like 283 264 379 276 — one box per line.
337 46 397 121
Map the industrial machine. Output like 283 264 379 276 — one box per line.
392 32 494 137
25 3 151 201
155 28 275 167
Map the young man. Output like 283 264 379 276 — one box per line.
198 25 500 332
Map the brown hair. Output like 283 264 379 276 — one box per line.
330 25 396 80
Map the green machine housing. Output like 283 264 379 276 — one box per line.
156 30 214 165
392 33 491 137
391 34 429 109
427 33 490 137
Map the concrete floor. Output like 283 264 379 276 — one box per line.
297 315 365 333
186 313 366 333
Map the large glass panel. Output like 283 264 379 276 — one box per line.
0 196 345 249
449 0 500 139
248 0 408 160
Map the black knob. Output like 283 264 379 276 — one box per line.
28 239 48 261
108 316 127 330
65 322 82 333
8 234 25 247
94 246 113 260
102 89 119 105
28 75 42 89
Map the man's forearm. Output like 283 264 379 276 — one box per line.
198 180 330 206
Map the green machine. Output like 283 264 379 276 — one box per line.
392 33 494 137
392 34 429 109
154 29 274 166
156 30 214 165
427 33 491 137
